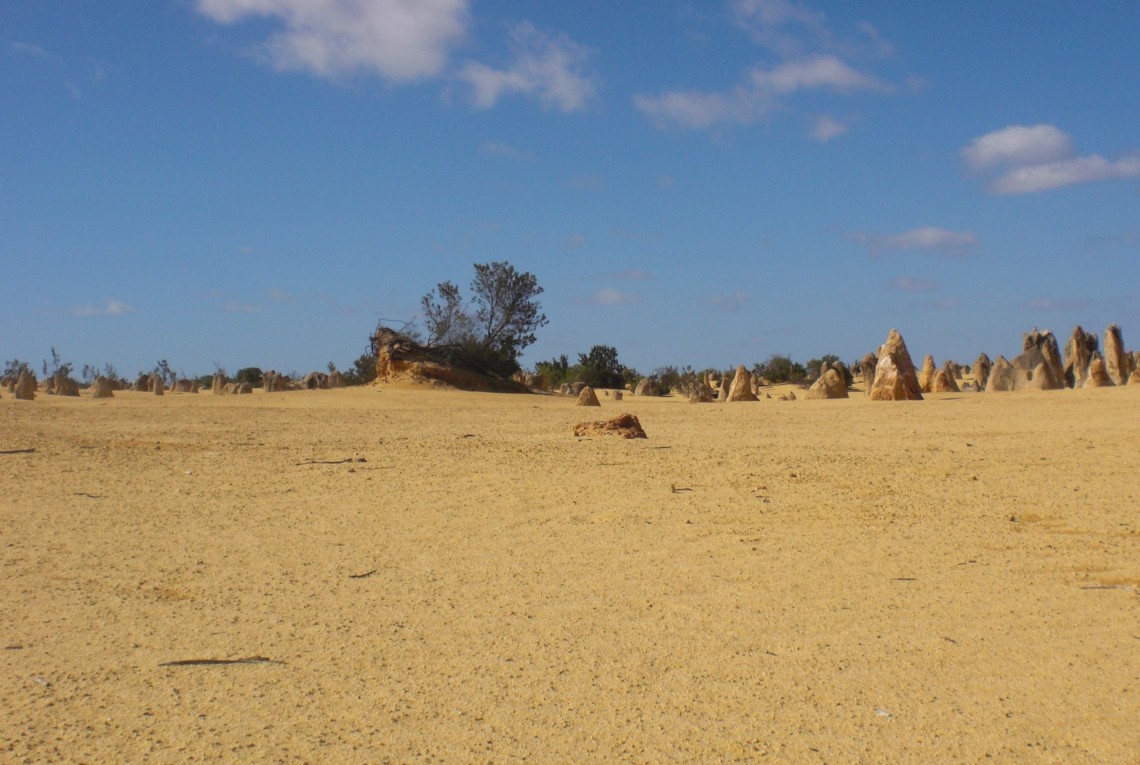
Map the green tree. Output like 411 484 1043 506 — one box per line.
235 367 263 386
578 345 625 389
419 261 548 378
536 354 571 387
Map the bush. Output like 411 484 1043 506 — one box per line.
235 367 263 387
578 346 625 389
754 354 808 385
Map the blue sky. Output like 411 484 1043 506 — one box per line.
3 1 1138 378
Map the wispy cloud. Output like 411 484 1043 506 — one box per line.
1027 297 1094 312
991 155 1140 195
71 299 135 317
889 276 937 292
960 124 1071 170
849 226 977 259
565 232 586 249
635 54 886 130
458 22 595 112
731 0 891 59
611 269 652 281
810 114 847 142
9 41 50 58
567 174 603 191
479 140 535 161
703 290 748 313
589 287 640 306
961 124 1140 194
195 0 468 81
224 301 259 314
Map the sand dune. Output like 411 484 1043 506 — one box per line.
2 385 1138 762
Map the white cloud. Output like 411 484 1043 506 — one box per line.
9 41 50 58
195 0 468 81
961 124 1140 194
633 87 761 130
731 0 825 57
750 54 885 94
635 55 883 130
703 290 749 313
850 226 977 258
224 301 259 314
479 140 534 161
810 114 847 141
991 155 1140 195
590 287 639 306
567 174 603 191
1027 297 1093 312
71 299 135 317
960 124 1072 170
458 22 595 112
889 276 937 292
266 287 291 303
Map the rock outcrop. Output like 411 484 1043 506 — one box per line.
1104 324 1131 385
151 375 165 396
14 371 36 400
931 361 960 393
91 376 114 399
859 352 877 396
869 329 923 401
804 367 848 400
1013 329 1064 390
133 374 149 392
371 326 528 393
1084 352 1114 388
634 378 654 397
212 373 225 394
985 356 1017 392
572 413 647 439
725 365 758 402
575 386 601 406
263 370 291 393
918 355 937 393
1062 325 1098 388
972 353 992 390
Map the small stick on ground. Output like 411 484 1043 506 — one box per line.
348 569 378 579
159 656 283 667
1 448 36 455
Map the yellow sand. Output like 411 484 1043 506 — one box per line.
2 384 1138 763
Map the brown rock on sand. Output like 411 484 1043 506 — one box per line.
918 355 937 393
1014 329 1064 389
212 373 225 395
238 382 254 394
985 356 1016 392
54 374 80 397
151 375 165 396
932 363 960 393
869 329 923 401
1062 325 1098 388
14 370 37 400
725 365 758 402
717 372 732 401
613 391 623 401
91 376 114 399
572 413 647 439
804 368 848 400
859 352 877 396
1104 324 1131 385
133 374 149 392
1129 368 1140 385
327 371 346 388
689 378 714 403
973 353 992 390
1026 362 1063 391
1085 352 1114 388
575 386 601 406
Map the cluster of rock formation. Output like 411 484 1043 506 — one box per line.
982 325 1135 392
853 324 1135 399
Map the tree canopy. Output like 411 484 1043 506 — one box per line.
420 261 548 378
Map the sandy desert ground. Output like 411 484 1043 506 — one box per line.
2 382 1138 763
